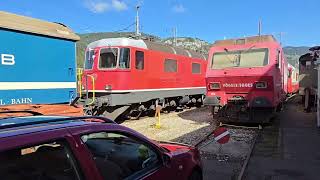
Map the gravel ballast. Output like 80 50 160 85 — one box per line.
122 106 216 146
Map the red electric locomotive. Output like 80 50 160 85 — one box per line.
287 63 299 95
81 37 207 120
204 35 288 123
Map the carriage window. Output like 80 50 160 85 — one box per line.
84 50 94 70
0 141 82 180
164 59 177 72
135 51 144 70
119 48 130 69
192 63 201 74
99 48 118 69
81 132 160 180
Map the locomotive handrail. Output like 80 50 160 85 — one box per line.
86 74 96 105
77 68 83 99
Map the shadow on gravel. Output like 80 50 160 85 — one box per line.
171 125 215 146
177 106 216 124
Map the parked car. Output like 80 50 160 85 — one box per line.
0 111 202 180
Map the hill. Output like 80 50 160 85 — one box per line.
76 32 310 68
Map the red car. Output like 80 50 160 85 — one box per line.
0 112 202 180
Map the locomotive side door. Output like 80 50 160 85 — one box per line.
134 49 146 89
277 49 287 98
276 49 283 101
282 51 288 95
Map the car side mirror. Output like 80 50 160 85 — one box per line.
162 153 172 168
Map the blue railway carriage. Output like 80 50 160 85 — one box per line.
0 11 80 106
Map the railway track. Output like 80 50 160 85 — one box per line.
195 122 264 180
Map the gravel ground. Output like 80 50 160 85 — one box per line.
122 106 216 146
198 127 258 180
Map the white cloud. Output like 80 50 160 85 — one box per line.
172 4 186 13
84 0 128 13
85 0 110 13
112 0 128 11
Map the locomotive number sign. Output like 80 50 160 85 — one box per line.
222 83 253 88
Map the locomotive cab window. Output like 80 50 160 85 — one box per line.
85 49 95 70
119 48 130 69
192 63 201 74
135 51 144 70
288 70 291 78
99 48 118 69
164 59 177 72
276 50 281 69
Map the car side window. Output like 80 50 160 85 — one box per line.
0 141 82 180
81 132 160 180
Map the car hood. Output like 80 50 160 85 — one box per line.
157 140 195 153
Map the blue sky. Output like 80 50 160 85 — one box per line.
0 0 319 46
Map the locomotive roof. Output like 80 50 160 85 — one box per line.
0 11 80 41
213 35 277 46
87 37 206 60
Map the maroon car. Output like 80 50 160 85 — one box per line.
0 112 202 180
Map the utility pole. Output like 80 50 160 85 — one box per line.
172 27 177 46
135 5 141 36
278 32 285 45
258 19 262 36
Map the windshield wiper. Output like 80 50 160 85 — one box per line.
244 45 256 53
107 44 117 57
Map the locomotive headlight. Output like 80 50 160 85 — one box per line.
105 85 112 90
209 82 221 90
255 82 267 89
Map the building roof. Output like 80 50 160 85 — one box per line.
0 11 80 41
87 37 206 60
213 35 277 46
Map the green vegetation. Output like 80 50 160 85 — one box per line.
76 32 310 68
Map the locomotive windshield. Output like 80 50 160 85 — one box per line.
98 47 130 69
211 48 269 69
99 48 118 69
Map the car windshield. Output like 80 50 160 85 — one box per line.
211 48 269 69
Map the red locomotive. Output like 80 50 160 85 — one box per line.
204 35 288 122
287 63 299 95
81 37 207 120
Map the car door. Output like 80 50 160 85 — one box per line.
77 129 181 180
